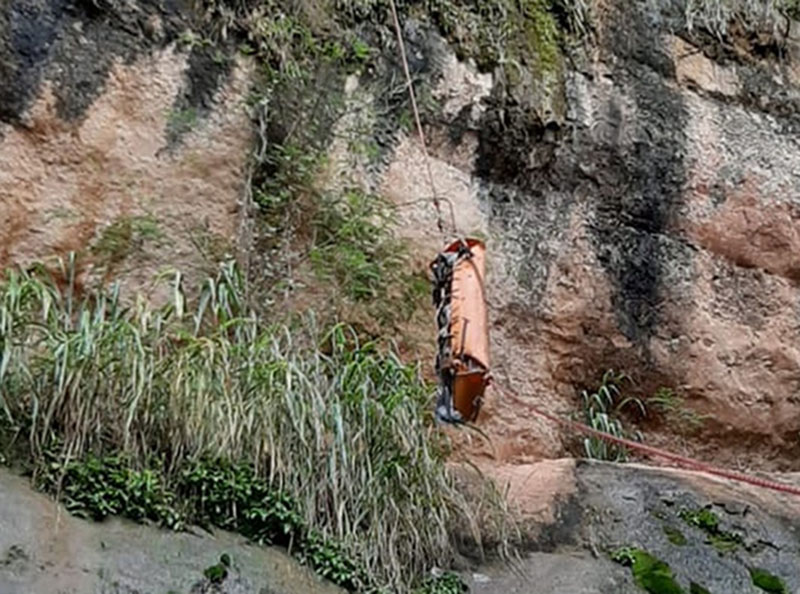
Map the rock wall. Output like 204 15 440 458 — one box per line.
369 1 800 469
469 459 800 593
1 0 799 485
3 0 800 591
0 469 343 594
0 0 253 299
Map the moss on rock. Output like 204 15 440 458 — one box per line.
612 547 685 594
750 568 788 594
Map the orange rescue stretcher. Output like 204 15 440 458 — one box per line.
430 238 491 424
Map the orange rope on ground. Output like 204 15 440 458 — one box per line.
491 381 800 498
387 0 448 236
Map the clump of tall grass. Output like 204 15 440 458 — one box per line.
579 370 645 462
0 256 514 591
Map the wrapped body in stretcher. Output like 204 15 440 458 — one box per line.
430 238 490 423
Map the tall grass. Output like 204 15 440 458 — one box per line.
579 370 645 462
0 256 513 592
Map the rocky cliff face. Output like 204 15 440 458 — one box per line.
3 0 800 591
4 0 799 467
372 0 800 470
0 0 252 300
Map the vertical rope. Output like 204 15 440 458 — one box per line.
387 0 448 237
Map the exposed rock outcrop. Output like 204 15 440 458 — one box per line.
0 469 344 594
0 0 252 300
467 460 800 593
370 1 800 469
3 0 800 589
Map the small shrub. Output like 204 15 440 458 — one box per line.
38 454 182 528
612 547 685 594
298 531 365 591
91 215 162 269
203 553 231 584
415 571 468 594
177 461 304 545
310 189 403 301
579 370 645 462
750 567 788 593
650 387 707 432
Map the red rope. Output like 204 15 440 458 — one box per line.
491 381 800 498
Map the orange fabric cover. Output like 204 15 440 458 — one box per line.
453 370 486 422
446 239 489 371
444 239 490 421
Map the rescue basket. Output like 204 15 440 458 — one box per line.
430 238 490 423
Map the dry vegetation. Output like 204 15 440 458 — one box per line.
682 0 800 37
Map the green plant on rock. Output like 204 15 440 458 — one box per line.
519 0 563 76
310 189 403 301
198 0 377 84
580 370 645 462
750 567 788 593
41 455 369 590
350 37 372 62
662 525 687 546
426 0 582 74
254 142 326 214
255 146 412 310
650 387 707 432
612 547 685 594
91 215 162 269
679 507 743 554
38 454 182 528
415 571 468 594
299 531 366 590
177 461 305 544
166 106 198 138
203 553 231 584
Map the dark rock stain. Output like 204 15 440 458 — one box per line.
589 4 688 343
183 47 232 112
472 3 687 345
368 19 448 170
532 492 584 552
475 96 553 190
0 0 68 124
166 44 234 146
0 0 232 131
